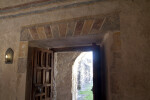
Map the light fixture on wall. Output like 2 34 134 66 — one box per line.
5 48 14 64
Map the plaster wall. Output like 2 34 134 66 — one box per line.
0 0 88 8
0 0 40 8
119 1 150 99
0 1 118 100
103 1 150 100
0 0 150 100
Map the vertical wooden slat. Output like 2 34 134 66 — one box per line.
46 53 49 67
45 53 47 67
40 96 42 100
49 54 51 67
43 70 45 84
45 87 47 98
34 50 37 84
51 51 53 98
37 51 39 66
41 52 43 67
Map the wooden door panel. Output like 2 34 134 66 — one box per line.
92 44 106 100
36 70 43 84
32 48 53 100
45 70 50 83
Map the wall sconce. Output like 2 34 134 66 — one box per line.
5 48 14 64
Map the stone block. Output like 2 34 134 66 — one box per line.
59 23 67 37
82 19 94 35
66 21 76 37
100 14 120 33
19 41 28 58
74 20 84 36
112 32 121 51
20 28 32 41
90 18 104 34
29 27 39 40
44 25 52 38
36 26 47 40
51 24 60 38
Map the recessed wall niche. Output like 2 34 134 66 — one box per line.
5 48 14 64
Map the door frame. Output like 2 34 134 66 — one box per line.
51 44 107 100
25 44 107 100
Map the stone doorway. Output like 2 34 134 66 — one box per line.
72 52 93 100
18 14 114 100
15 5 120 99
25 44 106 100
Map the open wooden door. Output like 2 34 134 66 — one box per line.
93 44 106 100
31 48 54 100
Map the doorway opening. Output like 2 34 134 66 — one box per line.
72 51 93 100
26 45 106 100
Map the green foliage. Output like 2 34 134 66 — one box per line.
79 84 93 100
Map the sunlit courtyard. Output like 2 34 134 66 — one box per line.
73 52 93 100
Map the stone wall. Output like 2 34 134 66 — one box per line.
54 52 81 100
103 1 150 100
0 0 150 100
0 1 117 100
119 1 150 99
103 32 122 100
